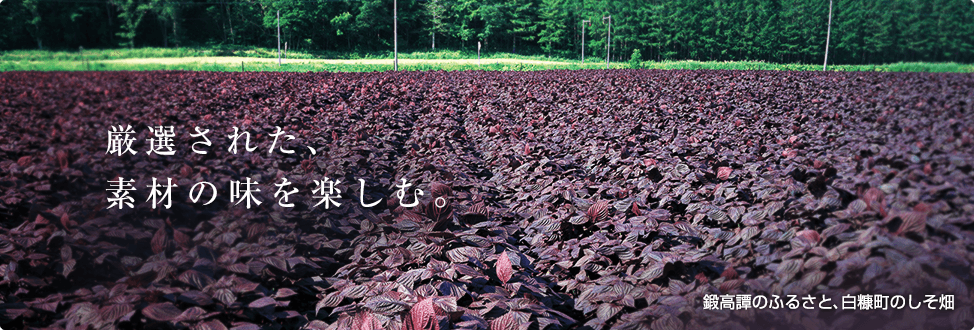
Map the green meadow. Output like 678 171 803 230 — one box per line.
2 48 972 73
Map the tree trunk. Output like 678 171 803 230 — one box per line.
28 7 42 49
106 2 112 26
226 3 234 44
172 10 180 47
106 1 114 44
161 18 168 47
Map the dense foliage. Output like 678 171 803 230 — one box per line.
1 70 973 329
2 0 974 64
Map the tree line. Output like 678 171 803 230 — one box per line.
2 0 973 64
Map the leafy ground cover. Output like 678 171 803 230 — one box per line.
0 70 972 329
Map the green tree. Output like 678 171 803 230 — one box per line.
356 0 391 49
508 0 536 53
425 0 447 50
331 12 354 49
477 1 506 50
861 0 894 63
949 0 974 62
116 0 152 48
899 0 933 61
777 0 806 62
1 0 973 65
835 0 864 64
23 0 45 49
447 0 478 48
756 0 783 62
536 0 568 56
629 48 642 68
642 2 672 60
609 0 642 62
153 1 180 47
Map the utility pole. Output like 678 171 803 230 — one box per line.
603 16 611 69
582 20 590 63
394 0 398 71
823 0 833 71
277 10 281 66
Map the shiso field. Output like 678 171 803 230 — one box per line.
0 70 972 329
